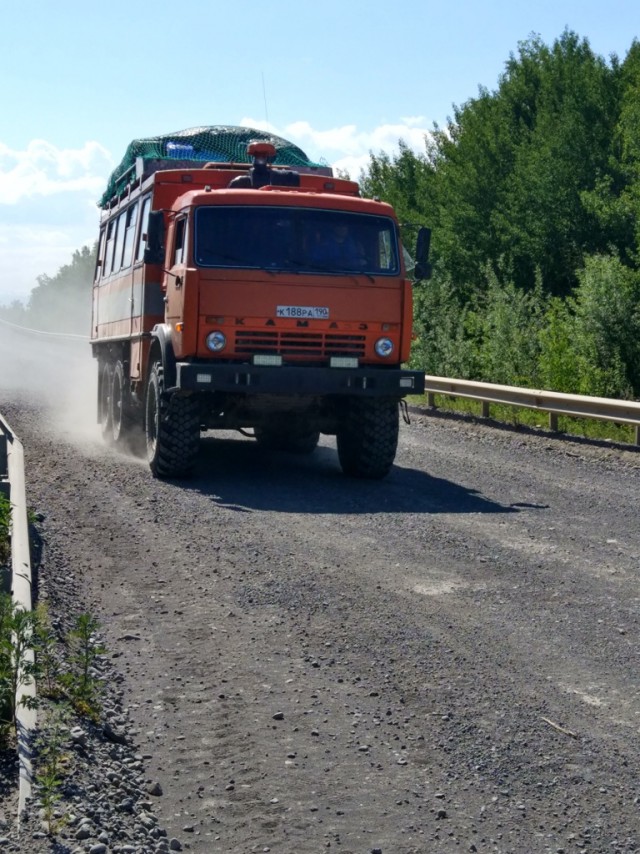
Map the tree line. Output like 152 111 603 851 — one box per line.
362 30 640 399
0 245 95 336
3 30 639 399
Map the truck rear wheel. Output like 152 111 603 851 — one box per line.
110 361 132 444
99 362 113 440
144 362 200 478
336 398 399 479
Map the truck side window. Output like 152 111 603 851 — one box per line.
111 211 127 274
103 218 117 276
121 203 139 269
173 217 187 266
95 227 106 282
135 196 152 263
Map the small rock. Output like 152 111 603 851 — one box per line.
118 797 135 813
103 722 128 744
169 839 183 850
147 781 163 796
70 727 87 747
139 812 157 829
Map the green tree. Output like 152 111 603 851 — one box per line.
494 32 619 294
427 89 516 296
476 273 547 385
582 40 640 263
410 267 478 378
360 140 434 253
570 253 640 397
25 244 96 334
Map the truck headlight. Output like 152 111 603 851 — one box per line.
206 331 227 352
374 337 394 358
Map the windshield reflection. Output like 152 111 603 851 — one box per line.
194 206 400 276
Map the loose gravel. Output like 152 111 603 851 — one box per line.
0 369 639 853
0 535 185 854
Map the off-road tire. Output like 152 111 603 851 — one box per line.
336 397 399 479
255 427 320 455
144 362 200 478
99 362 113 441
110 361 133 445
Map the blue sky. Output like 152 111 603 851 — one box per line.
0 0 638 305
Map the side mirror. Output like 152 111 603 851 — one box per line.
414 226 432 280
143 210 165 265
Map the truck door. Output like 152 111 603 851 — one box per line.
164 214 192 357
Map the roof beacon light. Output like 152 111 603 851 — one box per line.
247 141 277 164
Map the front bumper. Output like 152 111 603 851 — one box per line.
174 362 425 397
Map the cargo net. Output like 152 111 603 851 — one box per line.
99 125 323 208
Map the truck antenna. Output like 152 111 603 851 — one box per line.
262 72 270 125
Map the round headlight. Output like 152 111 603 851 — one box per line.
374 337 394 358
206 331 227 352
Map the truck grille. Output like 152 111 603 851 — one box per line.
235 330 366 358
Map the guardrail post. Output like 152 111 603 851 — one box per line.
481 401 490 418
549 413 559 432
635 424 640 446
427 392 436 408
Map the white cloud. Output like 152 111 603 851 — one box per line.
0 140 110 303
0 140 112 205
0 120 431 305
401 115 428 128
239 117 431 177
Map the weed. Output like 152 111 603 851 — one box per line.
59 614 106 721
0 593 38 738
34 704 72 834
33 603 62 700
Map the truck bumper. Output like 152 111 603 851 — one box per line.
175 362 425 397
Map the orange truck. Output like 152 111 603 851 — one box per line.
91 126 430 479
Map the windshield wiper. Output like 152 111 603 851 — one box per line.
295 261 376 282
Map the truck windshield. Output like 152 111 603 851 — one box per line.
194 206 399 275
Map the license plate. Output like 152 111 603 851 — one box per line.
276 305 330 319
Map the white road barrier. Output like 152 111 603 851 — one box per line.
0 414 35 822
423 375 640 445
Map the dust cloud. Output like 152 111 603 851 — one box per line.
0 318 101 449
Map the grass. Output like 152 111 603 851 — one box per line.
410 393 639 446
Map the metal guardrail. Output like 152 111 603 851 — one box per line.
0 314 89 340
423 375 640 445
0 415 35 820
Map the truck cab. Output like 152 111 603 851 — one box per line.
91 127 429 479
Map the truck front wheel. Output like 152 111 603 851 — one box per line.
144 362 200 478
336 398 399 479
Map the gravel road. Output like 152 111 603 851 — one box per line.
0 343 639 853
